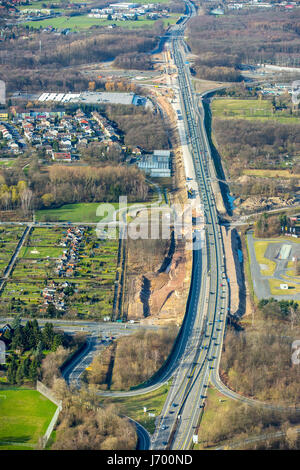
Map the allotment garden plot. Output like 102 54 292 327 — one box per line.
0 226 25 277
0 226 118 320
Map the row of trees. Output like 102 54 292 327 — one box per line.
3 317 67 353
258 298 299 323
254 213 295 238
0 180 33 213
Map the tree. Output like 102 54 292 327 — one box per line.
11 326 25 352
88 81 96 91
286 427 298 449
16 363 24 385
42 193 55 208
7 355 18 384
11 314 22 330
42 322 55 349
20 187 33 215
28 358 39 381
46 303 58 319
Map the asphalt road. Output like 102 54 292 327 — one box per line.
154 3 230 449
12 0 297 451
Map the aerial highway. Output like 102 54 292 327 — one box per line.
59 0 231 449
150 0 231 449
55 1 300 451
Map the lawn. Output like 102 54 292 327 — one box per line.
253 241 277 276
36 202 120 223
102 381 171 433
212 98 300 124
19 245 64 259
0 159 16 167
0 388 57 450
20 0 91 8
268 278 300 295
25 15 173 31
195 386 235 449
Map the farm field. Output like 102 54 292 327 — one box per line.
0 388 57 450
211 99 300 124
0 226 119 320
25 14 179 31
0 226 25 277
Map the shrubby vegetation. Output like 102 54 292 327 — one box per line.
221 299 300 403
113 53 153 71
213 119 300 174
86 327 178 390
245 428 300 450
200 399 299 449
187 10 300 69
106 104 170 151
111 328 178 390
1 29 156 70
254 213 294 238
192 64 243 82
49 380 137 450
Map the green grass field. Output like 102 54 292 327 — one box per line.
19 245 64 259
0 159 16 167
194 386 234 449
103 381 171 433
25 14 178 31
36 202 120 223
253 240 277 276
269 278 300 295
212 99 300 124
21 0 168 8
20 0 91 8
0 388 57 450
